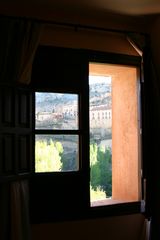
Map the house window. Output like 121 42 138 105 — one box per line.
89 62 141 207
34 63 141 205
35 92 79 172
30 46 142 223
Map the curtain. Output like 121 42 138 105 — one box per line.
10 181 30 240
0 16 43 84
0 183 10 240
128 33 160 239
0 16 43 240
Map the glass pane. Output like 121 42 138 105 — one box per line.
89 74 112 206
35 135 79 173
35 93 78 130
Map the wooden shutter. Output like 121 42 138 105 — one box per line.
0 84 33 182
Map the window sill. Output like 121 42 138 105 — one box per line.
89 200 142 220
91 198 137 207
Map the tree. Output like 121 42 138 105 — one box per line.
90 186 106 201
35 140 63 172
90 144 112 197
97 146 112 196
35 139 112 197
90 143 98 166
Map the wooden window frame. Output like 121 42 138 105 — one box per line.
29 45 143 223
34 91 81 173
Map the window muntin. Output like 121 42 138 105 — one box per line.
35 92 80 173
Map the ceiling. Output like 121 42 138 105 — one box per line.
89 0 160 15
0 0 159 35
0 0 160 17
38 0 160 16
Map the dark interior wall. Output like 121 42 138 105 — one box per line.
149 15 160 238
150 16 160 80
0 5 153 34
31 214 146 240
40 25 139 55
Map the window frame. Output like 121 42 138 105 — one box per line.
30 45 143 223
89 61 142 207
34 90 82 173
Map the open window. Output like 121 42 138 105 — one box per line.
30 46 142 223
89 62 141 207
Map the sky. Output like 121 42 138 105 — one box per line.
89 75 111 84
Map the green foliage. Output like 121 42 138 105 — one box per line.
55 141 63 155
61 151 78 171
35 138 112 199
90 144 112 197
90 186 106 201
90 143 98 166
35 140 63 172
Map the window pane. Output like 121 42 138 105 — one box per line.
35 135 79 172
89 75 112 205
35 93 78 130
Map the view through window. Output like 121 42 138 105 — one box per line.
89 75 112 204
34 62 141 208
35 93 79 172
89 62 141 207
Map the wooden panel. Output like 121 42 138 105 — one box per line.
17 90 31 128
0 84 33 178
112 66 140 201
30 172 88 222
0 136 2 174
31 46 87 91
18 135 31 172
1 134 15 174
0 87 14 127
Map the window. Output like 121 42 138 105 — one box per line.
35 92 79 172
30 46 142 223
89 62 141 207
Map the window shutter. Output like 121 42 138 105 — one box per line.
0 84 33 182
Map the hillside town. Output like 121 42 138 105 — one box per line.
36 81 112 139
36 102 112 130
